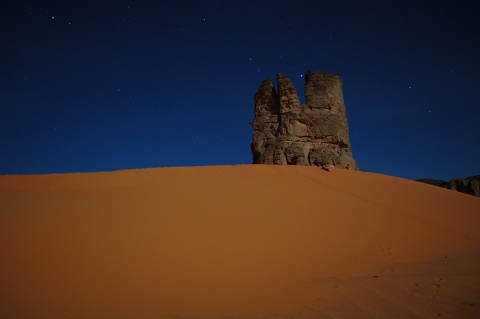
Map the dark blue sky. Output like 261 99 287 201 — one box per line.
1 0 479 180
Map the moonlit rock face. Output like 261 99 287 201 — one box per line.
250 71 358 169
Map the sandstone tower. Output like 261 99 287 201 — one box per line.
250 71 358 170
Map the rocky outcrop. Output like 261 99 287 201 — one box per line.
417 176 480 197
250 71 358 170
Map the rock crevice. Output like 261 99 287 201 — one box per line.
250 71 358 169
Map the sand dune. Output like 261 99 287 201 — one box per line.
1 165 479 318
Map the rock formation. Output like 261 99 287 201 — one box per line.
417 176 480 197
250 71 358 170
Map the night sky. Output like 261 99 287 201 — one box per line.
1 0 479 180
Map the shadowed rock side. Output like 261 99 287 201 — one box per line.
250 71 358 169
417 175 480 197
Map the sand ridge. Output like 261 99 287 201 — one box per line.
1 165 479 318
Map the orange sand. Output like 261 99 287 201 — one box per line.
1 165 479 318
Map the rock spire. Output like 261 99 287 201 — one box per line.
250 71 358 170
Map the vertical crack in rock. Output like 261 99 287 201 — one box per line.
250 71 359 170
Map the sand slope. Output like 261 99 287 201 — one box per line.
1 165 479 318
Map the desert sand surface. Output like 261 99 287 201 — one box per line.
1 164 479 318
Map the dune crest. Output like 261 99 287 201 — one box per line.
1 165 479 318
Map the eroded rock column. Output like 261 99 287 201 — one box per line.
250 71 358 170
